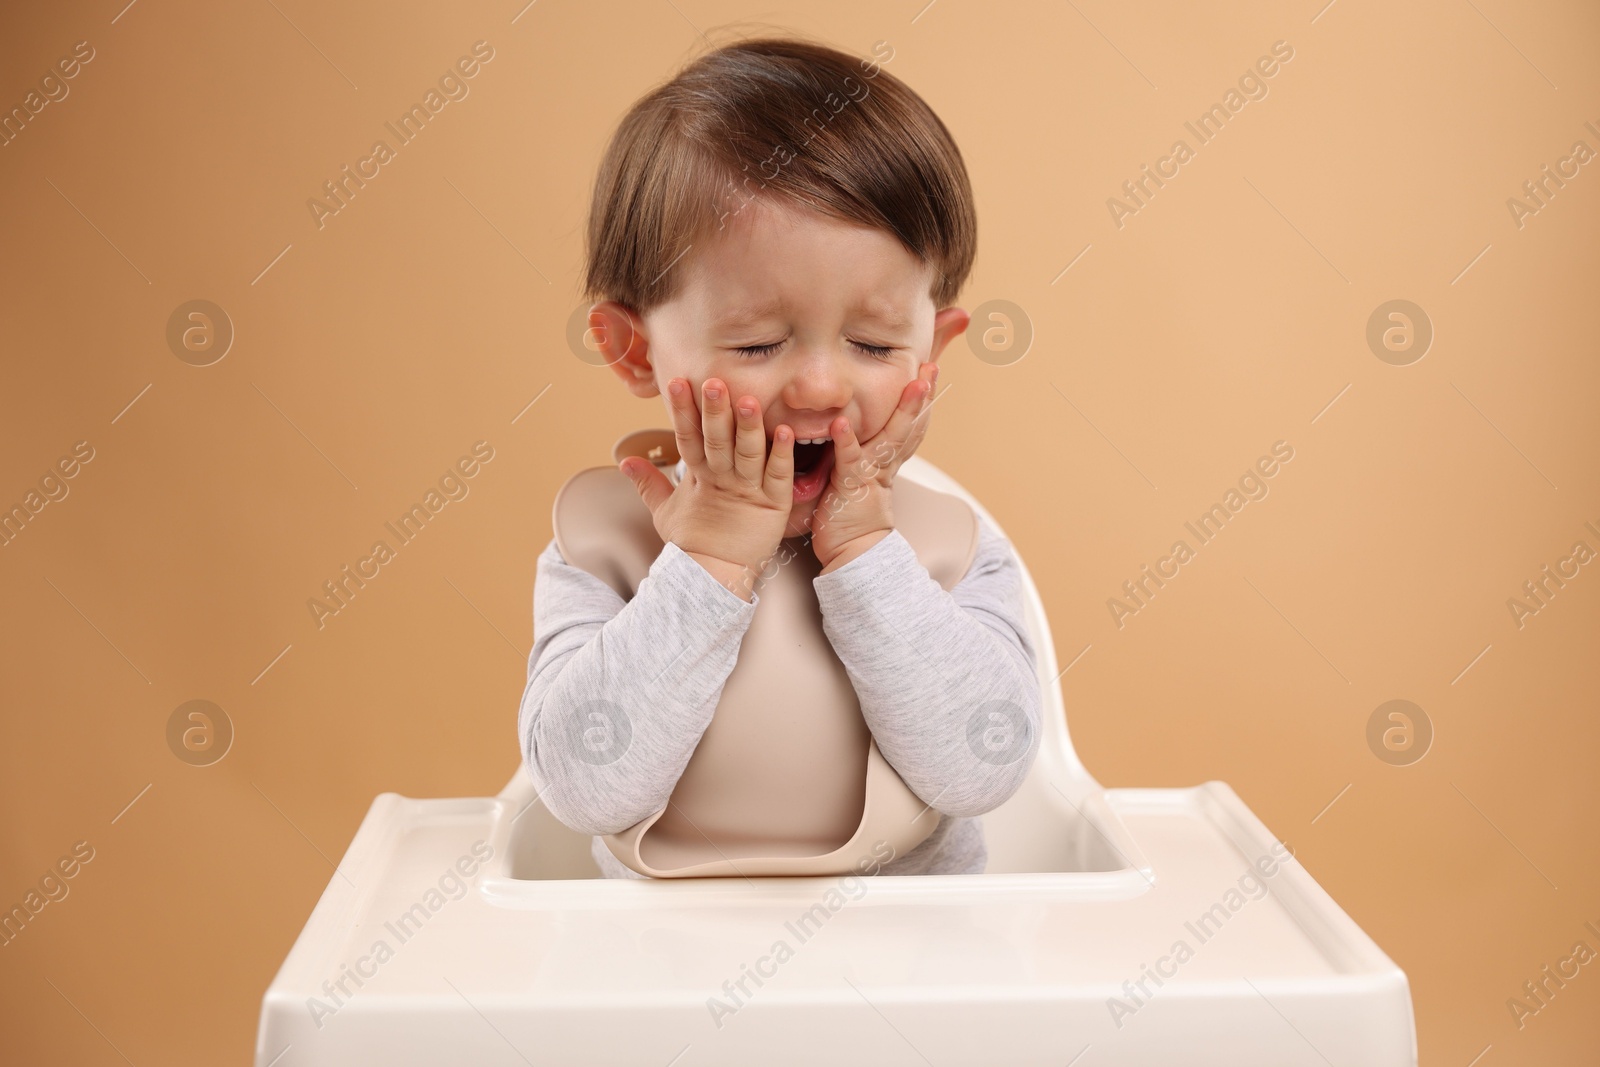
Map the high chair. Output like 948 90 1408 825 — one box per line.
257 453 1418 1066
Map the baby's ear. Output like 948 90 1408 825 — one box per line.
589 301 657 397
928 306 971 363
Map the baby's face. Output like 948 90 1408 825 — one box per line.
603 197 969 540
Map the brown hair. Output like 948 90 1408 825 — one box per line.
582 34 976 315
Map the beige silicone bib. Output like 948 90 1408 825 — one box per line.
549 428 979 877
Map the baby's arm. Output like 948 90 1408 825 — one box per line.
518 537 758 835
812 514 1042 817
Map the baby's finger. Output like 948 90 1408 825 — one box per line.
621 455 674 517
764 424 795 495
874 375 933 466
829 414 863 470
908 370 938 434
732 397 767 482
902 399 933 461
700 378 733 473
667 378 706 470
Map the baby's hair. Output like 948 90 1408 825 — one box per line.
582 33 976 315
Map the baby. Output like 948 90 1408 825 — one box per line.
519 35 1041 879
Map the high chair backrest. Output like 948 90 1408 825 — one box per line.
896 457 1132 876
902 451 1100 799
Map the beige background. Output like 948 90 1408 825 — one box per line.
1 0 1596 1063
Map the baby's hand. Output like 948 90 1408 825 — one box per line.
810 362 938 569
620 377 795 590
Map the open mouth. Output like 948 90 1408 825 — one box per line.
776 436 836 504
792 438 833 475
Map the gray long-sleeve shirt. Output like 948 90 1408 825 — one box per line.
518 486 1042 879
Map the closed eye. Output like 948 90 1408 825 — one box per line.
734 339 897 360
851 340 896 359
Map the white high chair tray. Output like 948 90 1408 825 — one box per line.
257 457 1416 1066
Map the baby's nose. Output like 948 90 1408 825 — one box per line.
781 358 851 408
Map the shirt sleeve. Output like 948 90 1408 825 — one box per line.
517 537 759 836
810 514 1042 818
